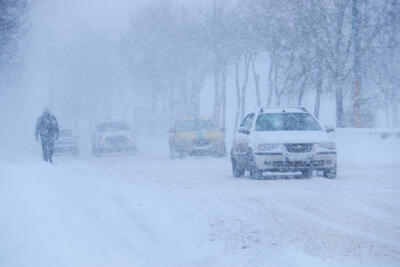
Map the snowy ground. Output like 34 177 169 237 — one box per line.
1 130 400 267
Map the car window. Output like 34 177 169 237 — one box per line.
98 122 131 132
255 113 322 131
240 113 255 130
179 120 216 132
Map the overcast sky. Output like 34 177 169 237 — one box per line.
32 0 147 30
31 0 206 30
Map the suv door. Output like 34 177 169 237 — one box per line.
232 113 255 155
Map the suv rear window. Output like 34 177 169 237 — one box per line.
255 113 321 131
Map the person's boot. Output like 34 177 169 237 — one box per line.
49 157 53 164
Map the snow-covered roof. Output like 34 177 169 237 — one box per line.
258 107 308 114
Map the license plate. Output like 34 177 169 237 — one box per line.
286 154 312 161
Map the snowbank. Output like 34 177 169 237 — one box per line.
334 128 400 164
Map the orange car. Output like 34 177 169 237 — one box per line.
169 118 226 158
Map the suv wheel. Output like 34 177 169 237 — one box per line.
301 168 313 179
248 150 263 179
323 164 337 179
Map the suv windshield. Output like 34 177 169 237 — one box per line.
255 113 321 131
179 120 216 132
98 122 130 132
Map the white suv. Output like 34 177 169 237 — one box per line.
92 121 136 156
230 107 336 178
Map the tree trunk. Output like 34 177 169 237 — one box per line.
314 86 321 119
273 57 279 107
234 58 241 133
352 0 361 128
276 92 282 107
180 81 189 116
390 0 399 128
393 98 399 128
221 64 227 130
298 75 308 106
251 56 261 107
213 64 221 127
384 95 390 128
297 66 309 106
240 54 251 121
267 54 274 107
190 76 202 118
314 65 323 119
298 89 304 106
335 81 345 127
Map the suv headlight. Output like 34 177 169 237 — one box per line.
257 144 280 151
317 142 336 150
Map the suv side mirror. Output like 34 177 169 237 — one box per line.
239 128 250 135
325 126 335 133
169 129 176 134
220 128 226 132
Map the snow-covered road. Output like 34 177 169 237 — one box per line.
1 133 400 267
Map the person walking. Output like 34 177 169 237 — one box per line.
35 108 59 163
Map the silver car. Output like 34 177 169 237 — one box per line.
55 129 79 156
92 121 136 156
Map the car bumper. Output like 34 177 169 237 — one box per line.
96 144 136 153
232 151 336 172
173 143 226 155
55 145 79 154
254 151 336 171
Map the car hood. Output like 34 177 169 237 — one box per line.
56 136 78 143
175 131 223 140
253 130 329 144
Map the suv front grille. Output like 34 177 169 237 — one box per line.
285 143 313 153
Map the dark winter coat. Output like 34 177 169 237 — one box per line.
35 112 59 141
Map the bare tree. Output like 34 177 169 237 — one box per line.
0 0 30 94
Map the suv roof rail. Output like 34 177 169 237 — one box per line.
258 106 308 113
279 106 308 111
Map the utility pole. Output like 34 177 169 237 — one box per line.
352 0 361 128
391 0 399 128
